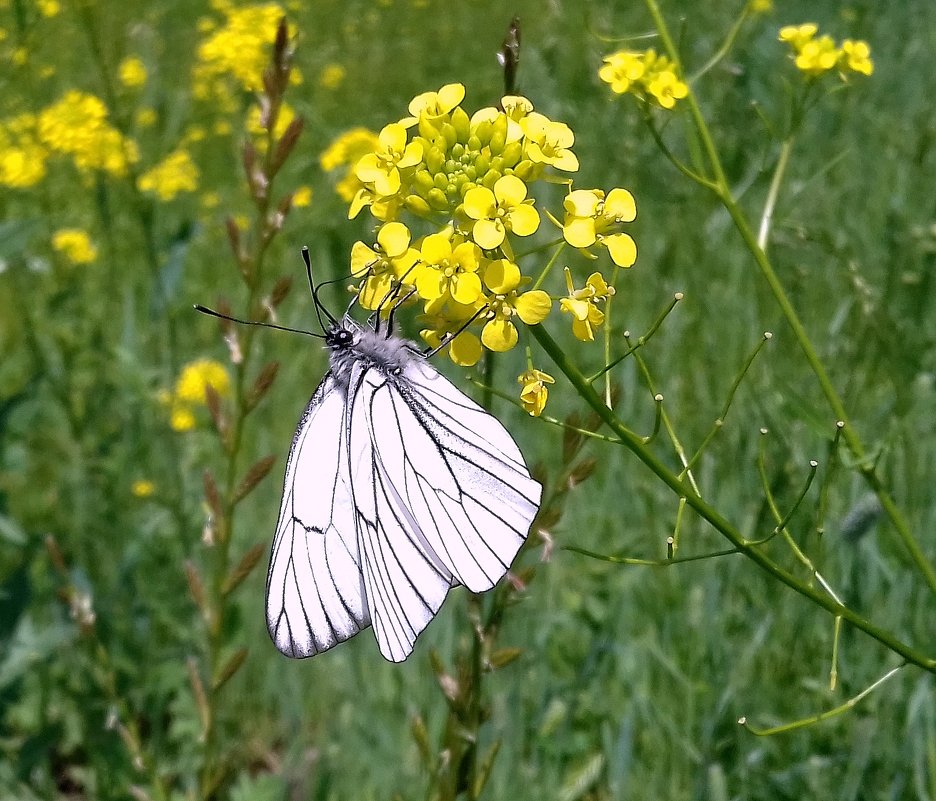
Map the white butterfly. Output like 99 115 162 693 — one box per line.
265 305 542 662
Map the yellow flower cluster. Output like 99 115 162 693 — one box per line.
162 359 231 432
779 24 873 77
131 479 156 498
118 56 148 89
137 148 200 200
193 2 296 106
52 229 98 264
0 113 46 188
320 127 381 202
599 49 689 109
37 90 139 176
336 83 637 371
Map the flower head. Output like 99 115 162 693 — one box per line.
517 369 555 416
137 149 200 201
479 259 551 352
463 175 540 250
561 187 637 267
131 480 156 498
175 359 230 404
52 229 97 264
599 49 688 110
559 268 615 342
118 56 148 89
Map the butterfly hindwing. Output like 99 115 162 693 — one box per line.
266 374 371 657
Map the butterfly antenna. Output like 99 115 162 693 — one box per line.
302 246 337 329
194 304 324 338
423 304 489 358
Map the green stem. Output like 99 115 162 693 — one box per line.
529 323 935 674
643 0 936 598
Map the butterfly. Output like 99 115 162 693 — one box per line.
263 256 542 662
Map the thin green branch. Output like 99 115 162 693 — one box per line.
643 0 936 598
529 322 935 673
740 663 906 736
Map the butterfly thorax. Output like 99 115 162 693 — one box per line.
326 318 419 392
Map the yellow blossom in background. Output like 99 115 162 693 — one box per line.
320 127 380 202
118 56 148 88
779 24 873 79
134 107 157 128
201 191 221 209
319 63 347 90
175 358 230 404
0 114 47 188
37 91 138 176
213 120 232 136
171 407 197 432
131 480 156 498
193 2 292 101
599 49 688 110
517 369 555 417
293 186 313 207
749 0 772 12
137 148 200 200
37 0 60 16
52 229 97 264
840 39 873 75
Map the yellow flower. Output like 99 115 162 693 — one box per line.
174 359 230 404
413 232 483 304
193 2 288 98
517 369 554 417
52 229 98 264
320 127 380 171
351 222 420 309
37 0 60 16
131 480 156 498
319 63 346 90
171 406 197 432
118 56 148 88
748 0 772 12
519 112 579 172
479 258 551 352
463 175 540 250
598 51 646 95
37 91 138 176
561 187 637 267
794 34 839 75
137 149 200 200
0 114 47 188
778 23 818 50
404 82 465 125
293 185 313 207
134 107 158 128
647 69 688 109
559 268 615 342
354 122 423 197
840 40 873 76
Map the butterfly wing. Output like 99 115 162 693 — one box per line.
347 357 541 661
266 373 371 657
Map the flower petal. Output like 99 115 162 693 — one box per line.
563 217 597 248
449 330 482 366
451 271 482 304
481 319 519 352
493 174 528 206
515 290 551 324
603 233 637 267
482 259 520 293
472 218 505 250
507 203 540 236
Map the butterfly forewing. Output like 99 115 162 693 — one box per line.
266 374 370 657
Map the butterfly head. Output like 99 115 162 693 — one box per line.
325 323 355 351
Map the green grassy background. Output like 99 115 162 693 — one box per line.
1 0 934 799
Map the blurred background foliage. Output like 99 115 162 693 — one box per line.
1 0 934 799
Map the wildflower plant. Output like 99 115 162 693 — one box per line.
336 82 636 375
